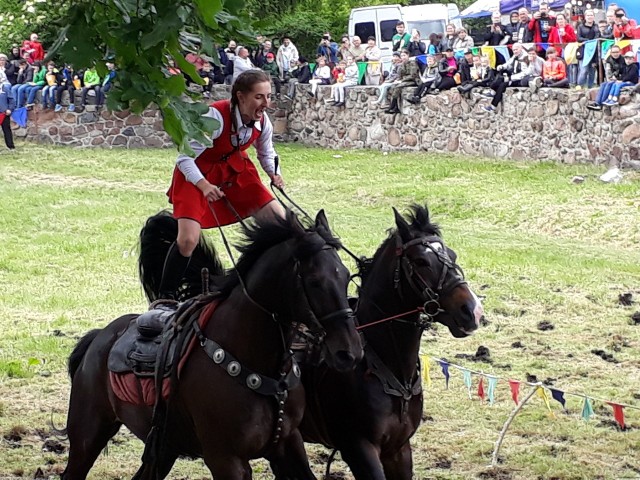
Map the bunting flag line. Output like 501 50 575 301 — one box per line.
580 39 599 68
536 386 554 417
509 380 520 406
608 403 626 430
487 376 498 406
550 388 567 410
478 376 485 401
462 368 473 399
581 397 594 421
439 360 450 389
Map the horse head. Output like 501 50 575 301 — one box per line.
389 204 482 338
235 209 363 372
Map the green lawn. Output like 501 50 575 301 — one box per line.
0 142 639 479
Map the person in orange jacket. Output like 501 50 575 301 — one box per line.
542 47 569 88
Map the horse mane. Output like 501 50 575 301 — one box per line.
359 204 440 282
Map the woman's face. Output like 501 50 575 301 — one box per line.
556 15 566 27
368 39 376 47
400 52 409 62
446 25 455 35
458 31 467 39
237 81 271 122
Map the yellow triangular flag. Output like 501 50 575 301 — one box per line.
420 354 432 387
563 43 579 65
481 46 497 69
537 386 555 418
616 39 632 51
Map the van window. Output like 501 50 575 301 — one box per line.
406 20 446 39
380 20 399 42
354 22 375 42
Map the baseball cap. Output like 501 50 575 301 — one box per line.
624 51 635 58
266 52 275 59
392 51 401 57
445 47 454 52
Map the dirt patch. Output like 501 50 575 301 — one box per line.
478 467 513 479
43 438 66 454
511 341 524 349
455 345 492 363
618 292 634 306
537 321 555 331
591 349 619 363
433 457 452 469
631 312 640 325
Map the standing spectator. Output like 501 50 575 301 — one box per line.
484 12 509 46
595 51 639 107
576 9 600 89
20 33 45 63
442 24 457 51
331 55 358 107
338 36 352 61
24 61 45 108
0 54 16 86
392 21 411 52
603 9 616 38
11 59 34 108
385 50 419 114
363 36 382 86
549 13 577 55
505 11 522 44
408 54 441 103
317 33 338 65
348 36 366 62
261 53 281 98
254 39 274 68
453 28 474 51
54 64 79 112
407 29 426 57
0 88 15 150
97 61 116 108
613 8 638 40
232 47 257 83
599 20 612 39
528 2 556 55
41 61 61 109
276 36 299 80
437 47 460 91
373 51 401 105
308 55 331 97
515 8 533 43
9 45 21 63
541 46 569 88
285 56 311 100
80 65 101 109
426 33 442 55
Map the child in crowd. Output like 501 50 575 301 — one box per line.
55 64 81 112
542 47 569 88
261 52 282 98
80 65 101 109
331 55 358 107
308 55 331 97
373 51 401 105
408 54 441 103
41 61 61 109
24 61 45 108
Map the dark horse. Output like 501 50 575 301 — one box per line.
62 209 363 479
276 204 482 480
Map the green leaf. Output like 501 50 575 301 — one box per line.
194 0 224 28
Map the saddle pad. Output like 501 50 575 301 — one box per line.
110 300 220 406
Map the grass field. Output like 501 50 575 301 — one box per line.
0 142 639 480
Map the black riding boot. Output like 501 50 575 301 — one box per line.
157 241 191 301
384 98 399 114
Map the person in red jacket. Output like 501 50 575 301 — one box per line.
158 69 285 300
20 33 45 63
613 8 638 40
528 2 556 56
548 13 577 56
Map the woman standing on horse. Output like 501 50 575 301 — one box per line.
159 69 285 300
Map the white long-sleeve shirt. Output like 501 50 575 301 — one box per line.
176 105 278 185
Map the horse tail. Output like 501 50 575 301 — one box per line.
68 329 101 380
138 210 224 302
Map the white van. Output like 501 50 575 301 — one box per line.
348 3 462 64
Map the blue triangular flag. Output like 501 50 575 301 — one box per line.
439 361 450 389
550 388 567 409
11 107 27 128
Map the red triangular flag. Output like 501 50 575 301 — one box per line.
478 376 485 401
608 402 626 429
509 380 520 405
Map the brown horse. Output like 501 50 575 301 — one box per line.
62 209 363 480
275 204 482 480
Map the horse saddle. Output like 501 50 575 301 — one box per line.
108 305 182 378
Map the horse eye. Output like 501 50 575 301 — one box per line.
413 257 430 268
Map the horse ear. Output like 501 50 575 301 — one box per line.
289 211 307 237
415 205 431 228
393 207 412 242
314 209 331 233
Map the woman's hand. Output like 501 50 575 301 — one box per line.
196 179 225 202
270 174 285 189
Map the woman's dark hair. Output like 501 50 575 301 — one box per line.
231 70 271 108
429 33 440 44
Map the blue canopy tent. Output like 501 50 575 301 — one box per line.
608 0 640 23
459 0 567 18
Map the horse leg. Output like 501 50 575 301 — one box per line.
267 429 316 480
203 455 252 480
338 440 386 480
381 441 413 480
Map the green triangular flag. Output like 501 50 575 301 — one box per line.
581 397 594 421
462 369 472 399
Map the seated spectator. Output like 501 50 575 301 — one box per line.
604 45 626 83
458 48 474 83
11 59 34 108
276 36 299 80
232 47 257 83
331 55 358 107
384 50 419 114
254 39 274 68
308 55 331 97
541 46 569 88
20 33 45 63
458 55 494 96
80 65 102 109
261 52 281 98
97 61 116 108
528 2 556 55
363 36 382 85
24 61 45 108
588 51 639 108
437 47 460 91
613 7 637 40
408 54 441 103
317 33 339 65
453 28 474 51
442 24 457 51
484 43 528 112
484 12 509 46
348 36 366 62
331 60 346 84
407 29 426 57
9 45 21 63
426 33 441 55
285 56 311 100
55 63 80 112
373 51 402 106
521 47 545 91
0 86 15 150
41 61 61 109
0 54 16 86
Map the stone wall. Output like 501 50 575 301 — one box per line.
17 84 640 167
286 85 640 167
